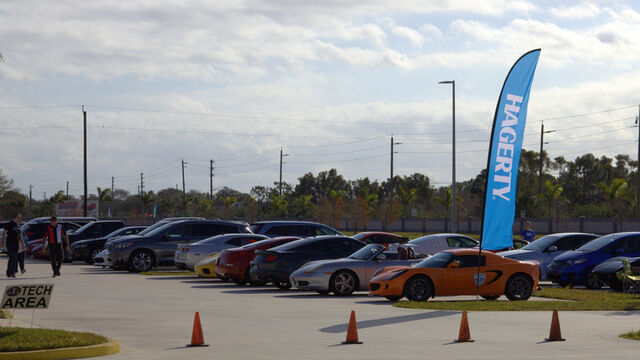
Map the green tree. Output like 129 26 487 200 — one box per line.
221 196 238 219
96 187 113 217
598 178 630 218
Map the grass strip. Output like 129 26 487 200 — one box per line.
620 329 640 340
140 271 196 276
0 327 107 352
394 287 640 311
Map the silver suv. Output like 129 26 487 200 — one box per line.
107 219 251 272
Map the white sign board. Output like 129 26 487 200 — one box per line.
1 284 54 309
56 200 99 217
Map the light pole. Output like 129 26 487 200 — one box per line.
439 80 456 233
279 148 289 195
538 122 554 216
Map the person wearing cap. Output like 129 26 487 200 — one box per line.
41 216 70 277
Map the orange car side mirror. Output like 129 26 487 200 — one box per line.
449 262 460 268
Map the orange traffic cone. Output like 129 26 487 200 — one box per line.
187 312 209 347
342 310 363 344
455 310 473 342
545 310 565 341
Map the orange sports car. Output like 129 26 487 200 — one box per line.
369 249 539 301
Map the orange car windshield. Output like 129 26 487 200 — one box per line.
414 251 454 268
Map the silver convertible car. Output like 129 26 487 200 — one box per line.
289 244 423 296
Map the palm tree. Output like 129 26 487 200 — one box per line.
398 185 417 231
541 180 563 217
598 178 629 218
294 195 314 217
97 187 113 217
222 196 237 219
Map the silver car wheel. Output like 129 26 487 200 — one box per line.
131 251 152 272
91 249 101 259
332 271 356 296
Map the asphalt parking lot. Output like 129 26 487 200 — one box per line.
2 257 640 359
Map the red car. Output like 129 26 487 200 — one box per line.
351 232 409 249
215 236 300 285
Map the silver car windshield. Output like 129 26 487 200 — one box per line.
349 244 385 260
520 235 560 251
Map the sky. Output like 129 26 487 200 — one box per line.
1 0 640 198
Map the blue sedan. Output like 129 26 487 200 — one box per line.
548 232 640 288
501 232 598 280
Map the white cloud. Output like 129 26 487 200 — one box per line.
419 24 443 41
392 26 424 47
550 3 601 19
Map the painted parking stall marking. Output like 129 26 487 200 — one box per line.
2 284 54 309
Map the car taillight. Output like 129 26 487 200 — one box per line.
216 258 221 265
182 247 189 252
265 254 278 262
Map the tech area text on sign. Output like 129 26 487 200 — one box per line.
1 284 54 309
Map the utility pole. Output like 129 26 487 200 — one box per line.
539 123 554 216
83 106 88 217
66 181 69 197
182 160 187 213
140 173 144 194
390 136 400 188
210 159 215 200
29 185 32 219
111 177 115 198
636 105 640 217
279 148 289 195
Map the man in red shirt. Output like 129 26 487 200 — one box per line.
41 217 70 277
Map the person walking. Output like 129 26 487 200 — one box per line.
1 212 22 278
41 216 70 277
15 226 26 274
521 221 536 242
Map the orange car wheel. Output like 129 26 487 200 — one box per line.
404 275 433 302
505 274 533 301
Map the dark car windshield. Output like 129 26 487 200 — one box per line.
521 235 561 251
414 251 454 268
143 222 179 237
250 224 264 233
137 221 169 236
104 227 128 238
577 234 617 251
349 244 385 260
72 222 95 234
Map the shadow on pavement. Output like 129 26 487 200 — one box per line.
275 293 370 299
320 310 457 333
354 299 396 306
221 288 292 294
191 284 254 289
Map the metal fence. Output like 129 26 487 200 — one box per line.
341 217 640 235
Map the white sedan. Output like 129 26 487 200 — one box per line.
174 233 268 270
408 233 478 255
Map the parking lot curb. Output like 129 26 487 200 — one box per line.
0 339 120 360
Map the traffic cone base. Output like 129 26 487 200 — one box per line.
545 309 565 342
342 310 363 344
454 310 473 343
187 312 209 347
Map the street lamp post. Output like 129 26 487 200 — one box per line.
439 80 456 233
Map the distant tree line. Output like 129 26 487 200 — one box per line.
0 150 638 225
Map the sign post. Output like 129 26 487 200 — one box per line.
2 284 54 327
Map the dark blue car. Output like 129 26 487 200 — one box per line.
249 235 365 289
548 232 640 288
